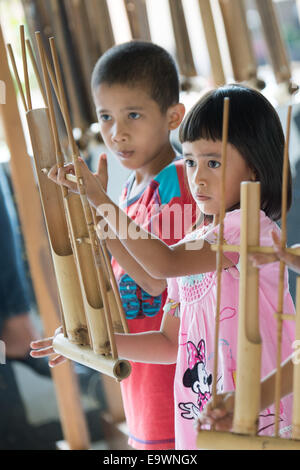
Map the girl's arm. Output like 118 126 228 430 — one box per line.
31 310 180 366
49 160 234 279
115 311 180 364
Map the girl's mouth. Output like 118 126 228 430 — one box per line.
195 194 210 201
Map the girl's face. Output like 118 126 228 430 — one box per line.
183 139 255 217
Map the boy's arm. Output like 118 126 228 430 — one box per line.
115 309 180 364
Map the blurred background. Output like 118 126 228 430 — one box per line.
0 0 300 450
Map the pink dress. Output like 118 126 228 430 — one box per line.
166 209 295 450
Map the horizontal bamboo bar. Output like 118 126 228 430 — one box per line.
274 313 296 322
53 333 131 381
210 244 300 256
197 430 300 450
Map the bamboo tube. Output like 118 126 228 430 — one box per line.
168 0 197 78
49 36 118 358
218 0 262 86
26 38 47 107
274 105 292 437
292 277 300 440
255 0 291 85
53 333 131 381
26 108 89 344
212 97 229 407
20 25 32 110
123 0 151 40
6 43 28 111
197 430 300 450
198 0 225 86
232 182 261 435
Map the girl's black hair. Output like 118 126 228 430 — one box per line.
179 84 292 221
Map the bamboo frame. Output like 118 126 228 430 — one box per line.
197 99 300 449
7 27 130 381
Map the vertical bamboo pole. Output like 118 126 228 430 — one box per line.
274 105 292 436
232 182 261 435
198 0 225 86
0 23 90 450
123 0 151 40
255 0 291 85
212 97 229 406
168 0 197 78
292 277 300 440
218 0 261 85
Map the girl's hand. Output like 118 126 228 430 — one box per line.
250 229 300 274
30 326 67 368
48 153 108 207
196 392 235 432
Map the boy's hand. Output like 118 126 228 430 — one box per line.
30 326 67 368
250 229 300 274
196 393 234 432
48 153 108 207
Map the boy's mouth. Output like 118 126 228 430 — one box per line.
117 151 134 159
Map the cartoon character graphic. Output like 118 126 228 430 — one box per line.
178 339 212 420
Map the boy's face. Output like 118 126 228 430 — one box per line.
93 83 179 171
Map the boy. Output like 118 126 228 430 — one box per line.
31 41 197 450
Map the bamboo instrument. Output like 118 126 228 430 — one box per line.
8 27 130 380
197 98 300 449
2 22 90 450
218 0 264 88
46 36 130 378
123 0 151 41
198 0 225 86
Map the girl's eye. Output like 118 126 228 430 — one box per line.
99 114 112 122
208 160 221 169
128 112 141 120
184 159 196 168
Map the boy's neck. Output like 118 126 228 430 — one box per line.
134 143 176 187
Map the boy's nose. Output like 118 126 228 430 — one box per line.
111 123 127 143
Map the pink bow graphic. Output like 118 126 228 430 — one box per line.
187 340 206 369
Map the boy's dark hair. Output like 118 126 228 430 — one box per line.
179 84 292 221
91 40 179 113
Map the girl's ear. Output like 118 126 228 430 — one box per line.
167 103 185 131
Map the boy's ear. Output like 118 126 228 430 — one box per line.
167 103 185 131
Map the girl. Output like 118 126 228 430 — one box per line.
32 84 295 450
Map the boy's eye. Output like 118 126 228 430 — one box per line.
99 114 112 122
184 159 196 167
208 160 221 169
128 112 141 120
